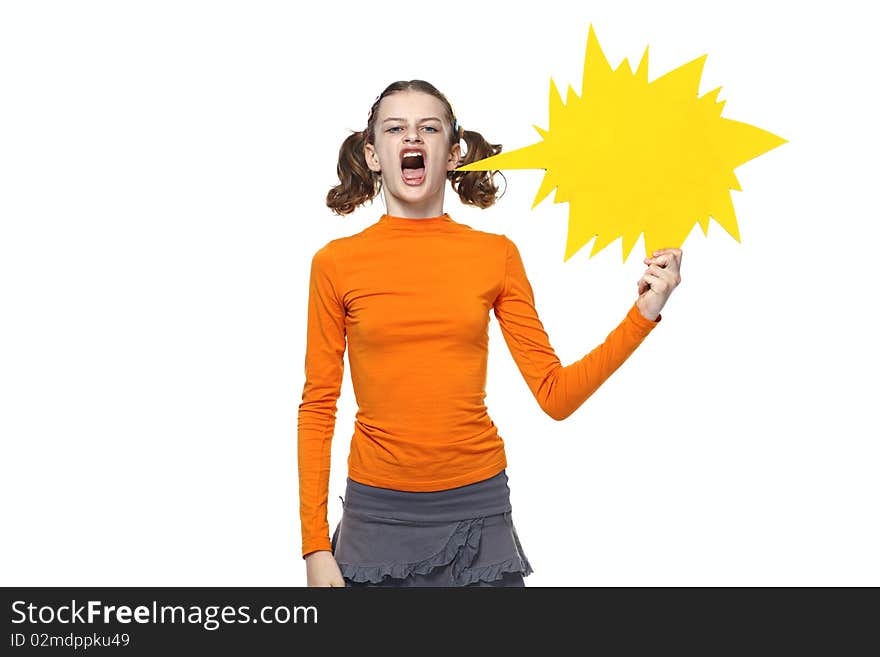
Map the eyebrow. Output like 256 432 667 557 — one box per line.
382 116 442 123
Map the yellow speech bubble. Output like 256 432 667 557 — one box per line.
455 24 787 261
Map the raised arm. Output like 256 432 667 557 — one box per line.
492 237 661 421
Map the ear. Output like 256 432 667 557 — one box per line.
446 142 462 171
364 141 381 173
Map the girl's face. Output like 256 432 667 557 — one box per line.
364 90 462 217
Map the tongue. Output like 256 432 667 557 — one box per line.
402 167 426 183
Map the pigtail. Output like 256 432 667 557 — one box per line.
326 129 381 216
448 128 506 209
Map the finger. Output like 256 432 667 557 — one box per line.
649 253 680 269
652 248 682 257
644 273 669 293
654 248 683 269
649 265 679 288
638 272 661 292
649 255 682 278
646 254 681 272
648 254 671 268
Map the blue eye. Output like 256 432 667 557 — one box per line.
386 125 439 133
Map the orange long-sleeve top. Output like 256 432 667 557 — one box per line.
297 212 662 558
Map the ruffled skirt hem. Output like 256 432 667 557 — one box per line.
333 513 533 587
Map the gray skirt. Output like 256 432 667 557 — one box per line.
330 469 534 587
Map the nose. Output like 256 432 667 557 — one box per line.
403 126 422 143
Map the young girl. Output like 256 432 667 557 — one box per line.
299 79 682 587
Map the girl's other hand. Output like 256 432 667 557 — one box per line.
305 550 346 587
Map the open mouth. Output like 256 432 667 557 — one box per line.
400 150 426 186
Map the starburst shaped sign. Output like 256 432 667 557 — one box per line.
454 24 787 262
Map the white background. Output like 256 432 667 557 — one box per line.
1 0 876 586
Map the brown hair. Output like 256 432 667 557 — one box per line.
326 80 506 216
